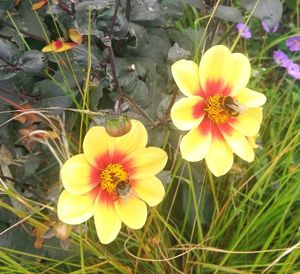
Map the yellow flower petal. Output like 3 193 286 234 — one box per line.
31 0 47 10
180 121 212 162
171 97 205 130
42 44 57 53
235 88 267 108
60 154 98 195
171 60 202 97
205 136 233 177
199 45 231 93
199 46 251 96
228 108 263 137
114 195 147 229
226 53 251 96
68 28 83 44
220 125 254 162
133 176 165 206
94 199 121 244
83 126 114 167
247 135 260 149
114 120 148 155
57 190 95 225
125 147 168 180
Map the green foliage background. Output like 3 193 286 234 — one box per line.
0 0 299 273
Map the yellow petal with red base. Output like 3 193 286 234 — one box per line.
235 88 267 108
114 119 148 155
228 108 263 137
57 190 95 225
114 195 147 229
133 176 165 206
126 147 168 180
60 154 97 195
171 97 205 130
83 126 114 167
219 124 254 162
94 198 121 244
171 60 202 97
180 120 212 162
199 45 231 94
32 0 47 10
54 42 77 52
42 41 77 53
205 135 233 177
199 46 251 97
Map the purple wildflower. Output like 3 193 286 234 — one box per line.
286 36 300 52
261 20 279 33
287 62 300 80
273 50 289 67
236 23 252 39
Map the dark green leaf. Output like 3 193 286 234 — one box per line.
0 38 20 63
133 28 171 62
161 0 205 21
10 10 50 40
72 44 102 70
19 50 47 74
127 23 147 50
214 5 243 23
89 85 103 111
0 68 18 80
146 61 167 117
130 0 165 26
0 26 25 50
157 94 172 118
168 42 191 63
156 170 171 187
161 0 186 21
33 79 76 113
241 0 282 27
0 38 19 81
74 0 113 38
75 0 113 11
168 29 194 53
96 8 128 39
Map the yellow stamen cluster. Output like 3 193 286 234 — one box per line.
100 164 128 193
205 94 228 124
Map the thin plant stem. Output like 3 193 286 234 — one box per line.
207 169 219 214
79 8 92 152
230 0 261 51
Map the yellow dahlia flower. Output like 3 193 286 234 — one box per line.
57 120 167 244
171 45 266 177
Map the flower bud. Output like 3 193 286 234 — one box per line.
105 116 132 137
54 222 72 241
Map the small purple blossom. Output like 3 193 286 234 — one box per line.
273 50 289 67
261 20 279 33
236 23 252 39
287 62 300 80
286 36 300 52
